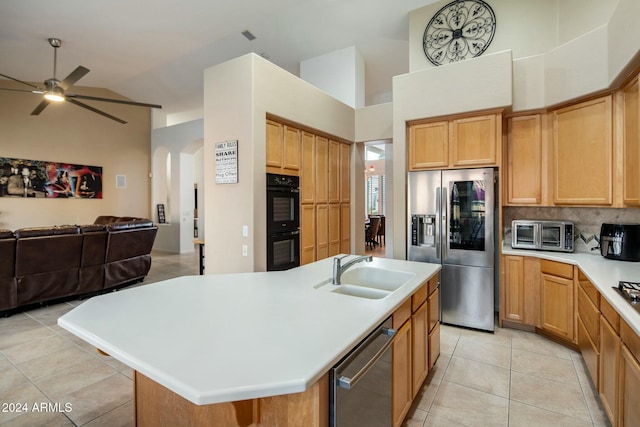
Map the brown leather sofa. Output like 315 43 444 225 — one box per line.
0 217 157 315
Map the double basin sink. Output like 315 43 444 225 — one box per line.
315 265 415 300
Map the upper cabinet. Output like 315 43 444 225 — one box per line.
623 75 640 206
504 114 543 205
408 111 501 171
552 95 613 205
266 120 300 176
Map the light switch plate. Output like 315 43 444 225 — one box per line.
242 225 248 237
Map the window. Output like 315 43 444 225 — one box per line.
365 143 386 216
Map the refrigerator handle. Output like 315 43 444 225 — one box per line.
435 188 441 260
441 186 448 262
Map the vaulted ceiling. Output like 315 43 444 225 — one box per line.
0 0 439 120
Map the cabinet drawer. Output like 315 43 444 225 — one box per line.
393 299 411 329
578 285 600 345
427 274 439 295
412 283 428 312
540 260 573 279
601 297 620 334
621 319 640 363
577 270 599 309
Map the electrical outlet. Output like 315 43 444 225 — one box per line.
242 245 248 256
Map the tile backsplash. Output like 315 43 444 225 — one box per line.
502 206 640 251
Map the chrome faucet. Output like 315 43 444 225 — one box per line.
332 254 373 285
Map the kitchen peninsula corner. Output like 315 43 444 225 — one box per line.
58 256 440 426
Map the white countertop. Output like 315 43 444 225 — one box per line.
502 243 640 336
58 256 439 405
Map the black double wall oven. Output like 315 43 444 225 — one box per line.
266 173 300 271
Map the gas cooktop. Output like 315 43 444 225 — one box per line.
614 281 640 314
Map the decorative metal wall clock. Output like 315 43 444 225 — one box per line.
423 0 496 66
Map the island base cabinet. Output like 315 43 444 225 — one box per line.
619 345 640 427
134 371 328 427
392 320 412 427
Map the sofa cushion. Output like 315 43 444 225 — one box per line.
106 219 154 231
14 225 79 239
0 229 14 239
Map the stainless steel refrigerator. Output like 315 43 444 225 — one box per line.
408 167 497 332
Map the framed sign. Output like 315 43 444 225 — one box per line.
157 204 166 223
215 140 238 184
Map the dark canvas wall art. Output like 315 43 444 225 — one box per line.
0 157 103 199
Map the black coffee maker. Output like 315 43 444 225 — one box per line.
600 223 640 261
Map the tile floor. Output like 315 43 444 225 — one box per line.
0 250 611 426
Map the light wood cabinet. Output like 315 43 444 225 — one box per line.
266 119 284 170
408 111 501 171
340 143 350 203
328 204 340 257
539 260 574 342
300 204 316 265
623 76 640 206
340 204 350 254
392 317 412 427
552 95 613 205
411 302 428 399
266 120 301 175
503 255 525 323
408 121 449 169
600 314 620 425
300 131 315 204
450 114 498 167
619 320 640 427
577 279 600 387
315 204 328 261
505 115 543 205
328 140 340 203
315 136 328 204
427 275 440 370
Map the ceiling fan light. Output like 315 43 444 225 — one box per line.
44 91 65 102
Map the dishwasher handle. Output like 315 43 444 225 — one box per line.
337 327 397 390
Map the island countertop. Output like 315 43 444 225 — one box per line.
58 256 440 405
502 243 640 336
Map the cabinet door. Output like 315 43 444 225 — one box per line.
540 273 574 341
429 321 440 370
600 316 619 426
408 121 449 170
283 125 301 172
266 120 283 168
428 288 439 333
578 317 599 390
315 204 329 260
392 320 412 427
504 255 525 322
328 140 340 203
340 203 350 254
619 344 640 427
411 302 428 399
315 136 329 203
300 132 315 204
339 142 350 203
450 114 498 167
328 203 340 257
300 204 316 265
623 77 640 206
506 115 542 204
553 96 612 205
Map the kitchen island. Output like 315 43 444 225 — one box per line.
58 256 440 426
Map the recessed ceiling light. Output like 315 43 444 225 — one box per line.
241 30 256 41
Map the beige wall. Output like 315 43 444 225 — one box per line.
0 80 152 230
203 54 356 274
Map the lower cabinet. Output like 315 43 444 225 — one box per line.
539 260 574 342
619 321 640 427
600 313 619 425
392 274 440 427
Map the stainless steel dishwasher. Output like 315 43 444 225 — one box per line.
330 316 397 427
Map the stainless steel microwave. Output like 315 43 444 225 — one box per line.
511 220 574 253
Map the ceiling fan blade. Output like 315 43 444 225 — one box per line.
66 97 127 124
31 99 51 116
66 93 162 109
58 66 90 91
0 73 42 90
0 87 44 94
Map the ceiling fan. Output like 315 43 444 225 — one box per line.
0 38 162 124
